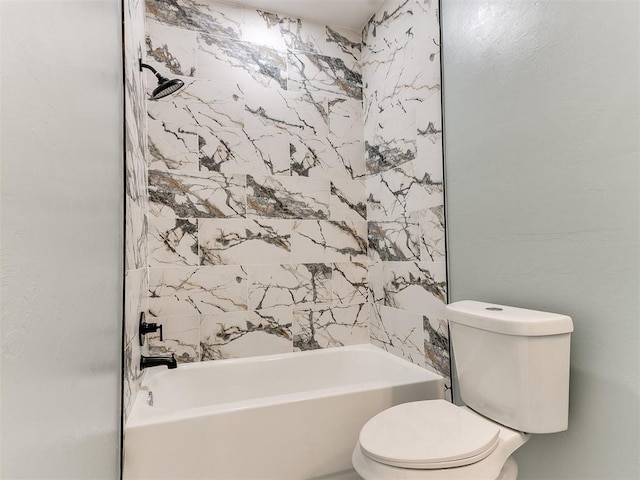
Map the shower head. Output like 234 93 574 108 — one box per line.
139 60 184 100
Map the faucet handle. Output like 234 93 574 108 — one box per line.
139 312 164 346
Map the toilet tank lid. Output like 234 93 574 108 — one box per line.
446 301 574 336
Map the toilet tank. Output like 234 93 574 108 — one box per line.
447 301 573 434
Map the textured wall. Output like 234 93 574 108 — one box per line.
143 0 369 362
443 0 640 478
363 0 450 392
123 0 151 421
0 0 123 477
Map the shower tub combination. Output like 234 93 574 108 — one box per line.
124 344 444 479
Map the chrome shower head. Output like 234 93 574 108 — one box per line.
140 60 184 100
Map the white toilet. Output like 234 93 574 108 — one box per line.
353 300 573 480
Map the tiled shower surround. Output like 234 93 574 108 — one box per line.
144 0 369 362
123 0 448 418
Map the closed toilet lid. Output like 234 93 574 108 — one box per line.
359 400 501 469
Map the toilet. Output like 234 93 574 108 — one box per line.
353 300 573 480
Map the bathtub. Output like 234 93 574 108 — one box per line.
124 344 444 480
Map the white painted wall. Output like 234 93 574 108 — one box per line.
442 0 639 478
0 1 123 478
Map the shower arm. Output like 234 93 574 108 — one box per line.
139 59 167 81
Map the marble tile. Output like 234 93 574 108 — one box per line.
147 119 198 171
368 213 420 261
365 134 416 177
199 127 289 175
332 262 368 306
291 220 368 263
149 265 247 317
146 77 245 130
148 314 200 363
148 169 245 219
416 91 443 180
125 195 148 271
286 19 361 65
197 33 287 90
244 85 329 137
124 268 149 347
287 51 362 100
246 175 330 220
423 314 450 378
368 261 384 305
146 0 242 39
146 19 196 77
367 159 443 221
200 307 293 360
241 8 291 51
382 261 447 317
199 218 292 265
330 178 366 221
290 133 364 180
370 303 425 367
248 263 332 310
328 96 363 141
148 217 198 267
292 303 369 351
419 205 446 261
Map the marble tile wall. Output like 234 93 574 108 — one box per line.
123 0 149 421
363 0 450 395
144 0 368 363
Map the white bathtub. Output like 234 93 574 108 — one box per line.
124 344 444 480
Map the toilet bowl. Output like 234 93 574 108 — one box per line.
352 400 530 480
352 301 573 480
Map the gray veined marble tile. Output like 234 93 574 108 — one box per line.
365 136 416 176
241 8 291 51
370 303 426 368
419 205 445 262
423 314 450 378
148 217 198 267
362 0 414 60
248 263 332 310
368 213 421 262
146 0 242 39
125 195 148 271
146 19 196 77
290 133 363 179
244 85 329 137
291 220 368 264
147 119 199 171
367 159 443 221
246 175 330 220
287 51 362 100
198 218 292 266
330 178 366 222
198 127 289 175
368 261 384 305
148 314 201 363
285 18 361 65
200 308 293 361
149 265 248 317
146 76 245 130
416 92 443 180
332 262 368 306
148 169 246 219
124 268 149 346
197 33 287 90
382 261 447 317
328 96 364 141
292 303 369 351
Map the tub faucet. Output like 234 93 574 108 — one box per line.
140 353 177 370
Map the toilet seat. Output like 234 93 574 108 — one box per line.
359 400 501 469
